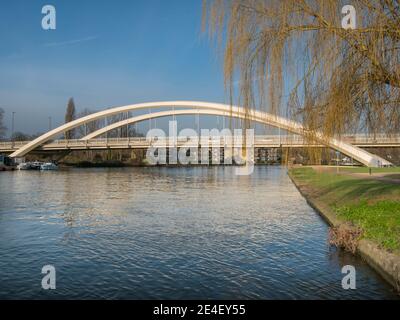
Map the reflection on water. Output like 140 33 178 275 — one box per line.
0 166 398 299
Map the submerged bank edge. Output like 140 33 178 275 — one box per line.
288 170 400 293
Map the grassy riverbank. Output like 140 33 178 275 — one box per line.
289 167 400 252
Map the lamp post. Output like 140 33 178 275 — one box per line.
148 108 152 131
48 116 52 131
196 110 200 136
11 111 16 148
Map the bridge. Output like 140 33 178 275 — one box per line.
2 101 395 167
1 134 400 152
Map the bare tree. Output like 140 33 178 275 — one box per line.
128 125 144 137
76 109 142 139
0 108 6 140
105 112 131 138
203 0 400 140
65 98 76 139
76 108 105 138
11 131 31 141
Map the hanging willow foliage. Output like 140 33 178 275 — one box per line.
202 0 400 144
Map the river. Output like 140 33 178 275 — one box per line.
0 166 398 299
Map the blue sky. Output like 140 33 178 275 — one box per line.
0 0 226 135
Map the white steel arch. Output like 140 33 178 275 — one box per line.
9 101 391 167
82 109 235 140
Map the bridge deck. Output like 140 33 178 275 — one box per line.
1 135 399 153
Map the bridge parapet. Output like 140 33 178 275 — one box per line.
342 134 400 145
1 135 400 153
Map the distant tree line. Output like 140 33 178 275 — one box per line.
0 108 42 142
10 131 45 141
0 99 144 142
64 97 144 140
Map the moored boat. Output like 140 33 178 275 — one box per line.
30 161 43 170
0 155 16 171
17 162 32 170
40 162 58 170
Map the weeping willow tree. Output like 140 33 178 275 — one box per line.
203 0 400 163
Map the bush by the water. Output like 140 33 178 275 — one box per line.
329 223 363 253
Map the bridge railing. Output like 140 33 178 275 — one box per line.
0 141 31 149
2 134 400 151
342 134 400 144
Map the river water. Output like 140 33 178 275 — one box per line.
0 166 398 299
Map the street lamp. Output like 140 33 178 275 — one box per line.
48 116 52 131
11 111 16 147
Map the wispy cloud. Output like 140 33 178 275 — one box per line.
44 36 99 48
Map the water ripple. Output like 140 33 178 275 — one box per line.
0 166 398 299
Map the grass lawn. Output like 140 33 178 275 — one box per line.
290 167 400 251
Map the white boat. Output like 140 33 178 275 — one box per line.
40 162 58 171
17 162 32 170
30 161 43 170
